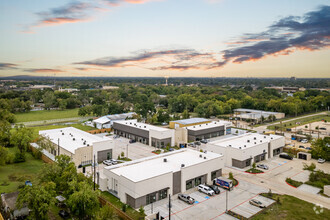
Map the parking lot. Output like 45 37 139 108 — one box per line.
144 179 274 220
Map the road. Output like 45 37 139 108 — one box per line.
17 116 93 126
252 111 327 133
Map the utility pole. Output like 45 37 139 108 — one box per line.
94 154 96 191
226 189 228 213
169 194 171 220
57 138 60 156
126 144 128 159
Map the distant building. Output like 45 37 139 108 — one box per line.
29 85 55 90
169 118 211 129
38 127 115 166
233 108 285 121
205 133 285 168
102 86 119 90
92 112 136 129
113 120 175 147
102 149 224 208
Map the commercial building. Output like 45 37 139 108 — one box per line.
233 108 285 121
205 133 285 168
93 112 136 129
38 127 115 166
185 120 232 142
113 120 175 147
102 149 224 208
169 118 211 129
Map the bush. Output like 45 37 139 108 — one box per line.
14 152 26 163
303 163 316 171
229 172 233 179
122 204 127 212
121 152 124 158
286 178 303 187
5 152 15 164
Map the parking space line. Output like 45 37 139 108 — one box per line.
209 193 260 220
164 191 226 219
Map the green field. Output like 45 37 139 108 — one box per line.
252 194 330 220
267 114 329 130
15 109 80 122
0 149 45 193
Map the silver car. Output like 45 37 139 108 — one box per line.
249 199 266 208
257 164 269 170
178 194 195 204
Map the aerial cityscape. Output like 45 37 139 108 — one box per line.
0 0 329 220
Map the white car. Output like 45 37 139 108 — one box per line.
103 160 112 166
318 158 326 164
301 139 308 143
198 184 215 196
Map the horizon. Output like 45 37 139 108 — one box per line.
0 1 330 78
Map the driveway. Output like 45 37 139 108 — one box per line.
113 137 156 160
144 179 274 220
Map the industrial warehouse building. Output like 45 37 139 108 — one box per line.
92 112 136 129
169 118 211 129
233 108 285 121
102 149 224 208
38 127 115 166
185 120 232 142
113 120 175 147
204 133 285 168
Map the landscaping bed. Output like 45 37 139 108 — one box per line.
285 178 303 188
245 168 264 174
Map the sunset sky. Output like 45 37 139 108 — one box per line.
0 0 329 78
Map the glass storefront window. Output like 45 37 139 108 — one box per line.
186 180 193 190
159 189 167 200
195 176 202 186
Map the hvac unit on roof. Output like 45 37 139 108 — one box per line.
163 158 167 162
254 137 256 140
204 157 207 159
264 136 266 138
206 124 208 125
271 137 273 139
199 154 202 158
144 126 146 128
73 138 75 141
244 145 246 147
247 140 250 142
62 133 64 135
60 130 62 132
87 144 89 146
181 164 185 167
260 140 262 142
239 147 241 149
254 142 256 144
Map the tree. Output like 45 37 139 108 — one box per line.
0 146 8 166
182 109 189 119
96 205 117 220
42 91 56 110
67 182 100 219
10 126 34 161
16 184 55 220
58 99 67 110
311 138 330 161
139 206 145 217
0 120 12 147
252 162 256 169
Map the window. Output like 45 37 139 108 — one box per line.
195 176 202 186
186 180 193 190
107 152 112 160
159 189 167 200
146 193 157 205
211 171 217 180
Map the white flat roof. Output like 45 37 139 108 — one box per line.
171 118 210 125
114 120 170 132
105 149 222 182
209 133 283 149
93 116 111 124
39 127 109 154
186 120 231 131
234 108 283 115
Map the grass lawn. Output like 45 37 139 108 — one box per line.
267 114 330 130
0 150 44 193
252 194 330 220
15 109 80 122
100 191 142 220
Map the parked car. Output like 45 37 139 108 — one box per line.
200 139 209 144
197 184 215 196
279 153 293 160
188 142 196 147
113 135 120 139
318 158 326 164
257 164 269 170
299 145 305 149
178 194 195 204
109 159 118 165
129 139 136 143
319 127 326 130
207 185 220 194
305 147 312 150
300 139 308 143
194 141 201 146
103 160 113 166
249 199 266 208
58 210 70 219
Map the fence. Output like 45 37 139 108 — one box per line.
87 128 112 134
98 196 135 220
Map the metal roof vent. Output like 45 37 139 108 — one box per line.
163 158 167 162
144 126 146 128
181 164 185 167
60 130 62 132
254 137 256 140
260 140 262 142
229 145 231 147
62 133 64 135
247 140 250 143
239 147 241 149
200 125 202 127
206 124 208 125
264 136 266 138
199 154 202 158
271 137 273 139
73 138 75 141
87 144 89 146
193 126 195 128
244 145 246 147
254 142 256 144
204 157 207 159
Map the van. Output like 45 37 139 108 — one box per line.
197 184 215 196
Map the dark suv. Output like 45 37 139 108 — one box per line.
279 153 293 160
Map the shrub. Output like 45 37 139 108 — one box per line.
286 178 303 187
229 172 233 179
14 152 26 163
139 206 145 216
252 162 256 169
200 149 203 152
5 152 15 164
122 204 127 212
303 163 316 171
121 152 124 158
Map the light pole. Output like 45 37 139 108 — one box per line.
126 144 128 159
226 189 228 213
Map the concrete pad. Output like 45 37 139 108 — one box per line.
291 170 310 182
215 213 239 220
297 184 321 195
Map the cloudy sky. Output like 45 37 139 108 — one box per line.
0 0 329 77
